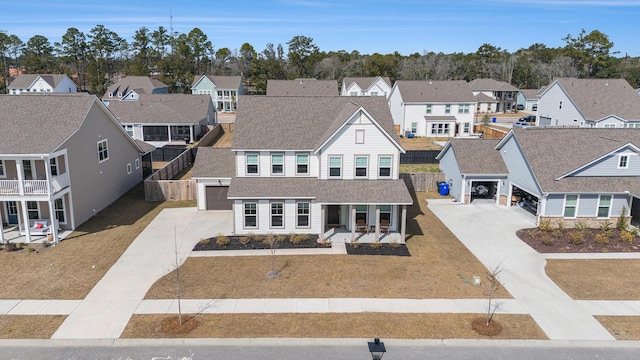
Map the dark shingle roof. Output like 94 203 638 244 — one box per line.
8 74 73 89
553 78 640 120
266 79 338 96
232 96 400 150
228 178 412 204
192 147 236 178
511 128 640 194
469 78 519 92
104 76 168 98
448 139 508 175
394 80 477 103
192 75 242 89
106 94 212 124
342 77 391 91
0 94 100 154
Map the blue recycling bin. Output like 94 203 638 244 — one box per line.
492 117 497 123
438 182 450 196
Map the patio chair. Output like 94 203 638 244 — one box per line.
356 219 369 234
380 219 391 234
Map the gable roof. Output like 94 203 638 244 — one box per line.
266 79 338 96
440 138 508 175
519 89 539 100
104 76 168 98
8 74 73 89
468 78 519 92
548 78 640 121
342 77 391 92
475 93 498 103
0 94 115 154
192 75 242 89
506 128 640 194
393 80 477 103
192 147 236 178
106 94 212 124
232 96 400 150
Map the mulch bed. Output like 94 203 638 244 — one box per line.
193 234 327 251
517 227 640 253
346 243 411 256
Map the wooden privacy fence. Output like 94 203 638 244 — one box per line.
400 150 440 164
196 124 222 147
145 148 197 201
400 172 445 192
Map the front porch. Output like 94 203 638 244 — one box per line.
1 225 73 244
322 226 403 244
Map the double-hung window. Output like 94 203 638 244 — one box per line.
54 198 66 223
246 154 259 175
458 104 470 114
355 156 368 177
618 155 629 169
244 202 257 228
27 201 39 219
97 139 109 163
380 205 392 224
329 156 342 177
445 104 451 114
297 202 310 228
271 153 284 175
50 158 58 176
411 123 417 134
271 202 284 228
0 160 5 178
563 195 578 218
425 105 432 114
296 154 309 174
378 156 392 178
597 195 611 218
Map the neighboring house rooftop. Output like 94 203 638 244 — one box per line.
440 139 508 175
469 78 519 92
475 93 498 103
192 147 236 178
394 80 477 103
134 139 156 154
104 76 168 98
519 89 539 100
106 94 212 124
0 94 109 154
266 79 338 96
192 75 242 89
232 96 400 150
342 76 391 91
8 74 74 89
508 128 640 194
550 78 640 121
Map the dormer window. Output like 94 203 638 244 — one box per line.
618 154 629 169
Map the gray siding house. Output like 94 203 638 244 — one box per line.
0 94 144 243
191 75 244 113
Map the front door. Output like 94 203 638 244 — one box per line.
5 201 18 224
327 205 340 226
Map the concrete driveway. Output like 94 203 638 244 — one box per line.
427 199 615 341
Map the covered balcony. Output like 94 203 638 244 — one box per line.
0 173 70 196
0 155 70 198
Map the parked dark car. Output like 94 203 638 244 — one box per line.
516 104 524 110
519 115 536 123
532 104 538 111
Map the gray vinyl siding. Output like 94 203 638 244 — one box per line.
437 146 462 200
544 194 565 216
613 194 631 217
577 194 598 217
573 150 640 176
500 136 542 198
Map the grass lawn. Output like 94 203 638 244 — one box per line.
0 315 66 339
122 313 546 340
399 163 439 173
0 184 195 299
596 316 640 340
399 137 443 151
545 259 640 300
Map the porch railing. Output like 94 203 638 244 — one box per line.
0 173 70 196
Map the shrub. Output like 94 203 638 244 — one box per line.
263 233 277 246
26 247 36 253
631 227 640 237
574 220 588 232
555 219 565 231
349 238 359 249
246 232 255 241
604 229 614 238
370 240 382 249
277 235 287 243
599 221 612 232
541 236 555 246
239 236 250 245
538 219 552 232
552 229 563 241
4 243 18 252
198 238 211 246
569 231 584 245
527 229 539 239
620 231 635 245
318 237 332 247
594 233 609 245
389 239 401 248
617 208 629 231
215 234 230 246
290 233 310 244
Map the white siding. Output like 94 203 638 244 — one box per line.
234 199 321 235
388 86 405 131
537 82 585 127
197 182 206 210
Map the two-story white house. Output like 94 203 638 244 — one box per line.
469 78 519 113
102 76 169 105
388 80 478 137
8 74 77 95
537 78 640 128
341 77 392 98
191 75 244 113
193 96 413 241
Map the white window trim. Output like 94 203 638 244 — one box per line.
378 155 393 178
425 105 432 114
296 153 309 175
26 201 40 220
355 129 365 144
379 205 392 226
0 160 5 178
354 155 369 178
270 202 284 229
271 153 284 176
97 139 109 163
135 158 140 169
328 155 342 178
296 201 311 229
445 104 451 114
246 153 260 176
618 154 629 169
243 202 258 229
597 194 612 218
562 194 579 219
410 122 418 134
54 198 67 225
50 158 58 176
127 163 132 175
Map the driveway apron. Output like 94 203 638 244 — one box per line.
51 208 233 339
427 199 615 341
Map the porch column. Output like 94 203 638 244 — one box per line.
20 200 31 243
400 205 407 243
0 218 4 243
319 205 325 241
350 205 355 241
375 207 380 241
47 200 59 243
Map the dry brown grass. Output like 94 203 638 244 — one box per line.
145 192 511 300
0 184 195 299
596 316 640 340
545 259 640 300
0 315 66 339
398 137 443 151
122 313 546 339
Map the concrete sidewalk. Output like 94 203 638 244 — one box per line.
427 199 615 341
50 208 233 339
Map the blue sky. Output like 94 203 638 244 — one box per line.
3 0 640 56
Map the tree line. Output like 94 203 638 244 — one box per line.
1 26 639 95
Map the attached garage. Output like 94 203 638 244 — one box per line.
205 186 232 210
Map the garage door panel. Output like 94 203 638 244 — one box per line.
206 186 232 210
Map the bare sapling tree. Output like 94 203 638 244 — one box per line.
173 227 184 326
265 233 280 279
485 262 504 327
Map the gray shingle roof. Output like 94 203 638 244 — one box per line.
106 94 212 124
0 94 100 154
511 128 640 194
104 76 168 98
192 147 236 178
424 116 457 121
192 75 242 89
266 79 338 96
448 139 508 175
342 77 391 91
232 96 400 150
469 78 519 92
228 178 412 204
553 78 640 120
394 80 477 103
475 93 498 102
134 140 156 154
519 89 539 100
8 74 73 89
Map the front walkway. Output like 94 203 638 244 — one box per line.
427 199 615 341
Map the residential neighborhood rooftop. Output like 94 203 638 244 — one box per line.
444 138 508 175
519 89 539 100
103 76 168 98
8 74 74 89
342 76 391 90
469 78 519 92
393 80 477 102
266 79 339 96
192 75 242 89
105 94 213 124
191 147 236 178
